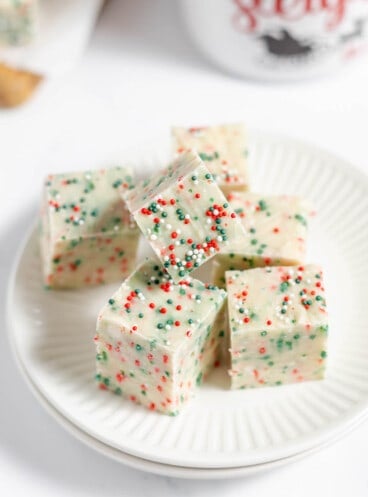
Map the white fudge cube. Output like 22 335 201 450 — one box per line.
213 192 312 287
123 151 247 282
40 167 140 289
95 259 227 415
226 265 328 389
172 124 249 193
0 0 38 46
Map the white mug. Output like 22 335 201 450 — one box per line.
180 0 368 81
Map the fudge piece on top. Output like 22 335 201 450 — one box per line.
213 192 312 287
172 124 249 193
0 0 38 46
95 259 227 415
226 265 328 389
40 167 140 289
123 151 247 282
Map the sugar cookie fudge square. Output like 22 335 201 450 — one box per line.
213 193 312 287
40 167 140 289
123 151 247 282
172 124 249 193
95 260 227 415
226 265 328 389
0 0 38 46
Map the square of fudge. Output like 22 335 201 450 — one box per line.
213 192 312 287
226 265 328 389
40 167 140 289
95 259 227 415
123 151 247 282
0 0 38 46
172 124 249 193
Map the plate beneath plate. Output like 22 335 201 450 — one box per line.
7 132 368 469
10 334 368 479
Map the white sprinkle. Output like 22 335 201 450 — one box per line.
217 236 223 242
166 224 172 229
150 234 157 240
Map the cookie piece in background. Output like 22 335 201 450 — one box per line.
0 62 42 107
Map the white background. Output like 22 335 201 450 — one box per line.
1 1 368 495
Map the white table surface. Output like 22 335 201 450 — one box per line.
1 1 368 495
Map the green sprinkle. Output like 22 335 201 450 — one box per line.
196 372 203 386
295 213 308 226
280 281 289 292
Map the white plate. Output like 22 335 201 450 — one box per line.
10 332 368 479
7 132 368 469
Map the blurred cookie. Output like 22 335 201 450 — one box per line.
0 62 42 107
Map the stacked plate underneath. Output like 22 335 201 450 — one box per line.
7 133 368 478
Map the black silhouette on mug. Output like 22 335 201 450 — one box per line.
260 29 313 57
340 18 367 44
